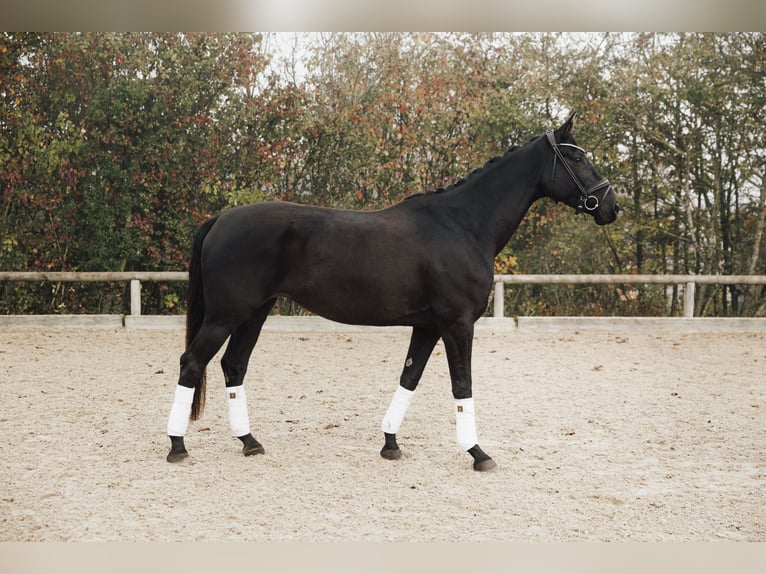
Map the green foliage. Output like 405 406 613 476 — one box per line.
1 32 270 312
1 33 764 316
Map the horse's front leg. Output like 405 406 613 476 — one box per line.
441 319 497 472
380 326 440 460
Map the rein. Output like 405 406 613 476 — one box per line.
545 130 611 213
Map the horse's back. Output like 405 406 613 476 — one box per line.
199 199 491 326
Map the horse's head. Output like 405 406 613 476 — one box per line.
545 113 620 226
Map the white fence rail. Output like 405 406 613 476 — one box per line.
492 274 766 319
2 271 766 319
0 271 187 318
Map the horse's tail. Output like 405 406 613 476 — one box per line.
186 215 219 421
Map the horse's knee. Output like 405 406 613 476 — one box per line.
398 361 423 391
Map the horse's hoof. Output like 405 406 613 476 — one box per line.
167 450 189 463
243 444 265 456
380 447 402 460
473 458 497 472
239 434 265 456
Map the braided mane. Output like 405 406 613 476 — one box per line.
405 145 522 201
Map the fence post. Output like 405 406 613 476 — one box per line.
130 279 141 317
493 280 504 318
683 281 695 318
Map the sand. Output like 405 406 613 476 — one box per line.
0 327 763 541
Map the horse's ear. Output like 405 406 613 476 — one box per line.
554 111 577 142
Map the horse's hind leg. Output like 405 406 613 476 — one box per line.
380 326 440 460
167 321 233 462
221 298 276 457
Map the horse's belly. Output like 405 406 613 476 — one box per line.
282 268 430 327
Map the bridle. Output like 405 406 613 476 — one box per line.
545 130 612 213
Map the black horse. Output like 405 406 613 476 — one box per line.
165 113 619 471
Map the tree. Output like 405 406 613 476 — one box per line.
0 33 272 313
2 33 764 317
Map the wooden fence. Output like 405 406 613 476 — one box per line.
2 271 766 319
492 274 766 319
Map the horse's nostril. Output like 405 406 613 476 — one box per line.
615 203 621 214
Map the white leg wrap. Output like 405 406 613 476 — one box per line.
381 385 415 434
227 385 251 438
167 385 195 436
455 398 478 451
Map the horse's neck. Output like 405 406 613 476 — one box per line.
450 145 546 256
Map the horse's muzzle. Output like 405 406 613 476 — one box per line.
594 192 619 226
